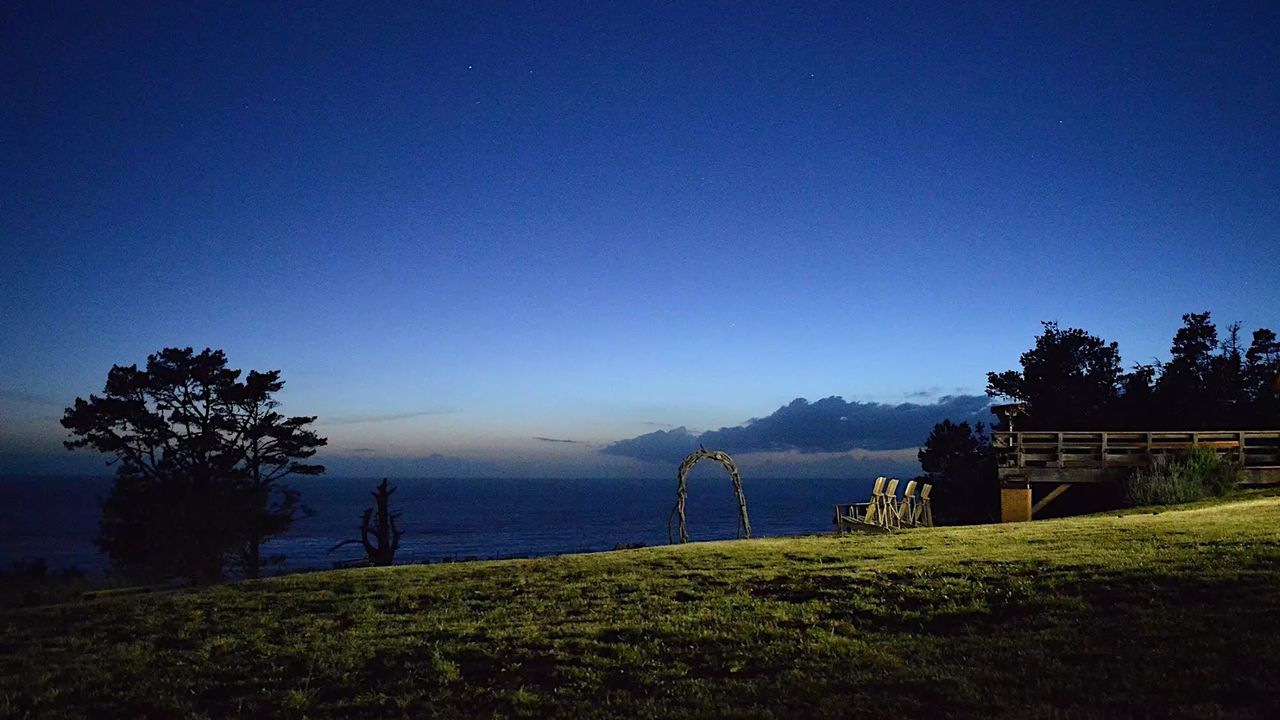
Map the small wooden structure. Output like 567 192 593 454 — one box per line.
995 430 1280 522
669 446 751 544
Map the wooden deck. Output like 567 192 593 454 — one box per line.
995 430 1280 472
994 430 1280 522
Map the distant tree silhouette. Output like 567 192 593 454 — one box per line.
986 312 1277 431
985 322 1124 429
1156 312 1221 427
61 348 326 583
1115 362 1158 429
917 420 996 524
1215 322 1249 425
1245 328 1280 425
225 369 327 577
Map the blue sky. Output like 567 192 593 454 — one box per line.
2 1 1277 477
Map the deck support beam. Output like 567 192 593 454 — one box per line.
1031 483 1072 517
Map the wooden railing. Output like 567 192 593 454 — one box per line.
994 430 1280 470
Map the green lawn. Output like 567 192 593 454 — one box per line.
5 494 1280 719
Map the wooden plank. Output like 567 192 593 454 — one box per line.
1031 483 1072 516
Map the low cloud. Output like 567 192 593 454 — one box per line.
601 395 991 464
735 447 923 479
601 426 701 463
319 409 455 425
533 436 580 444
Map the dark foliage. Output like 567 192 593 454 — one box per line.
987 313 1280 430
1122 446 1244 507
1156 311 1225 426
916 420 997 524
61 347 326 583
986 322 1123 429
1245 328 1280 424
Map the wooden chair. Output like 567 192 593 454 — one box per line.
916 483 934 527
878 478 900 528
834 477 891 534
894 480 919 528
901 483 934 527
837 476 884 528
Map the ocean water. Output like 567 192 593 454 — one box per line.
0 474 876 575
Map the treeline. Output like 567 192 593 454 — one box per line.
987 312 1279 430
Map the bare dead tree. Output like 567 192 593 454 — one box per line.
328 478 403 566
668 446 751 544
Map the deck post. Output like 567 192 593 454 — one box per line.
1000 483 1033 523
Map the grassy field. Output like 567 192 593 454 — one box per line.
4 494 1280 719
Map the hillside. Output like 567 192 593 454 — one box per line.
4 495 1280 718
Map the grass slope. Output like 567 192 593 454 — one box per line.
4 495 1280 719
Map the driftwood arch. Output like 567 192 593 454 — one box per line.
668 446 752 544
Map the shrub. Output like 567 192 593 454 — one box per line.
1122 445 1243 508
1176 445 1244 496
1124 460 1205 507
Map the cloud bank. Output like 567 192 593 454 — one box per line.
601 395 991 464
